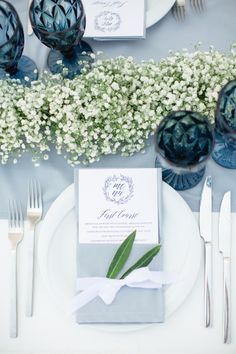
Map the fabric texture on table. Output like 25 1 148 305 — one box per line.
0 0 236 217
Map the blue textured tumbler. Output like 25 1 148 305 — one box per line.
155 111 214 190
212 80 236 168
0 1 38 83
29 0 93 79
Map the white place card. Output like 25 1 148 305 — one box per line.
83 0 146 39
75 168 159 244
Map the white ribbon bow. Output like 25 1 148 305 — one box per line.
71 267 175 313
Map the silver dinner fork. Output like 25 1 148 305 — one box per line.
8 200 24 338
190 0 205 12
172 0 186 21
25 179 42 317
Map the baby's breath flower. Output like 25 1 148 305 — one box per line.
0 46 235 165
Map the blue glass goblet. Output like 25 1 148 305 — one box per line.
212 79 236 168
29 0 93 79
155 111 214 191
0 1 38 83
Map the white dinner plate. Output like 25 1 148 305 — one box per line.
146 0 175 28
38 182 202 330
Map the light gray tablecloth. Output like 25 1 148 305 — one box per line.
1 0 236 218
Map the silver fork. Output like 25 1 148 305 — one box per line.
172 0 186 21
26 179 42 317
8 200 24 338
190 0 205 12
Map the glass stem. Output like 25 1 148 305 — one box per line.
61 48 74 59
6 64 18 76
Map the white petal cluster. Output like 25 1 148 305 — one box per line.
0 46 236 165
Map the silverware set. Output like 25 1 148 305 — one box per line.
200 176 213 328
200 177 232 344
172 0 205 21
172 0 186 21
219 192 231 344
26 180 42 317
8 179 42 338
8 200 24 338
190 0 205 12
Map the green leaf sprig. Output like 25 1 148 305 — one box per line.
106 230 136 279
106 230 161 279
120 245 161 279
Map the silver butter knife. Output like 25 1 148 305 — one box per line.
200 176 212 327
219 191 231 344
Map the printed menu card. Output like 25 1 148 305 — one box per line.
83 0 146 39
74 168 164 324
76 168 159 244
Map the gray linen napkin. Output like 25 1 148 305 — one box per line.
76 244 164 323
74 164 164 323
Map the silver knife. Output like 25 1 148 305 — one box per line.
157 168 162 244
219 191 231 344
199 176 212 327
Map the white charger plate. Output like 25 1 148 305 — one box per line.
38 182 202 330
146 0 175 28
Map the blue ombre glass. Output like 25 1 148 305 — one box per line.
0 1 38 83
155 111 214 191
29 0 93 79
212 79 236 168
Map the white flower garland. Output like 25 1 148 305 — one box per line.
1 45 236 166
